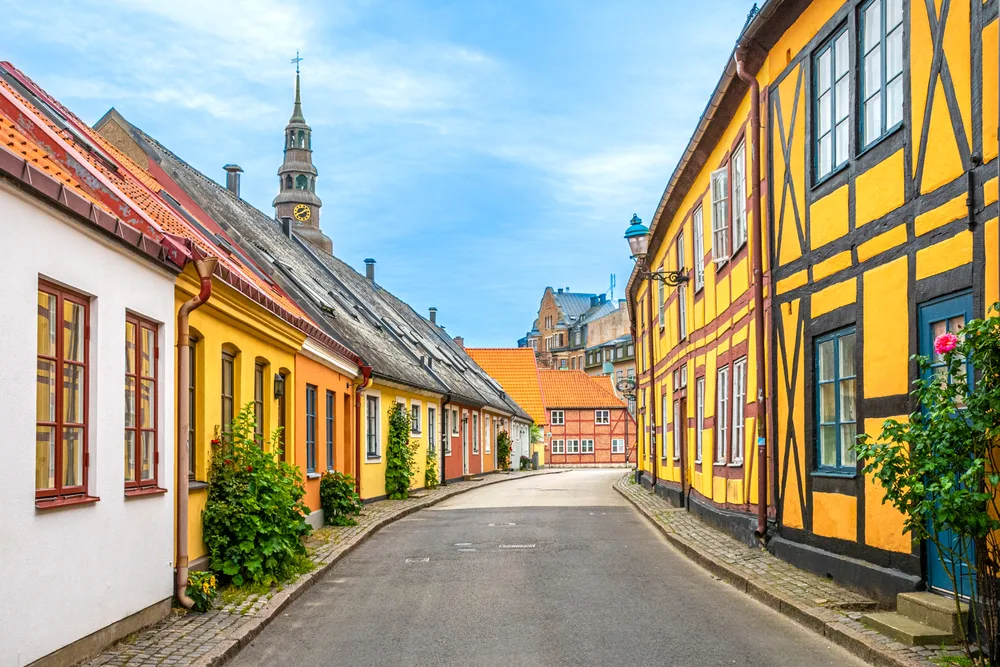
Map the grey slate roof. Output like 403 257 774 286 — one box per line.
552 291 598 321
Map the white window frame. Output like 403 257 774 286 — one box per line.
695 376 705 463
673 399 681 459
410 399 422 434
611 438 625 454
657 275 665 327
427 405 436 454
581 439 594 454
692 206 705 290
472 412 480 454
452 408 459 435
365 391 382 461
716 366 729 463
711 167 729 263
661 392 669 460
566 439 580 454
731 357 747 464
551 410 564 425
731 140 747 249
551 438 565 454
594 409 610 425
485 415 491 454
677 232 688 340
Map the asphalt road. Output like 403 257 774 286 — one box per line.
231 470 867 667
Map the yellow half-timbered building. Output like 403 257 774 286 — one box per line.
630 0 998 602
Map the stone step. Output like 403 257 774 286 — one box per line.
897 591 968 635
461 475 485 482
861 612 955 646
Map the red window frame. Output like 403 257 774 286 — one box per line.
36 281 90 503
125 314 159 490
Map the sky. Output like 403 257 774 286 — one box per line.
5 0 753 347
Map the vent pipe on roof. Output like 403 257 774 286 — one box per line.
453 336 464 348
557 288 563 294
429 306 437 324
223 164 243 198
364 258 376 283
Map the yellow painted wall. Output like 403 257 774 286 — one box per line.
855 150 905 226
810 185 848 250
915 230 973 280
987 217 999 309
811 278 856 318
812 492 857 541
863 256 909 398
862 417 912 553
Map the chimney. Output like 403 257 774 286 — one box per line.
453 336 464 348
223 164 243 198
364 258 376 283
600 294 607 304
557 288 563 294
566 286 570 292
590 296 599 307
281 217 293 237
429 307 438 324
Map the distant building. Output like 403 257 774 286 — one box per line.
581 300 636 405
521 287 617 371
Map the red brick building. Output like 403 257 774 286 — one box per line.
540 370 635 466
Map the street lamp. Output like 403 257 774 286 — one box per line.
625 214 689 493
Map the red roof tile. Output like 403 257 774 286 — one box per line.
538 370 626 409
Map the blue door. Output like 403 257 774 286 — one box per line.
918 291 974 597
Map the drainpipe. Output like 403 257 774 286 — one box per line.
646 275 658 490
734 48 769 540
175 256 219 608
354 365 373 496
440 395 451 486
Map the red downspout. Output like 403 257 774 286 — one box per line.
734 48 769 540
175 256 219 608
354 365 373 496
646 279 658 489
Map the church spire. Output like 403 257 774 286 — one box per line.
273 51 331 254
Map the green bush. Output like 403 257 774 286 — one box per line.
202 404 312 587
385 404 419 499
425 449 439 489
519 455 532 471
186 570 217 612
319 471 363 526
496 430 512 470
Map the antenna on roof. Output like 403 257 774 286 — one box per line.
607 274 616 301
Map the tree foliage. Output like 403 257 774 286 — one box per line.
385 404 419 499
496 430 512 470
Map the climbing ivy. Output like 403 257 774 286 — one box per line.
385 404 419 499
425 449 439 489
496 430 512 470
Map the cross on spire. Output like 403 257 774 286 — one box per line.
291 50 303 74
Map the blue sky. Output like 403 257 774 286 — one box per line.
6 0 752 347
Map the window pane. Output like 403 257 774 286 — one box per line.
125 376 136 428
841 423 858 466
64 301 86 362
886 76 903 128
141 431 154 480
64 363 84 423
818 50 832 93
141 327 154 377
820 383 836 422
863 1 881 53
36 426 55 490
818 91 832 134
887 27 903 78
834 32 849 77
887 0 903 28
839 334 856 377
818 340 835 381
835 121 849 165
819 133 832 177
820 425 838 466
125 431 136 482
38 291 56 357
37 359 56 422
141 379 155 428
864 46 882 100
125 321 136 374
835 78 849 123
62 426 84 487
840 378 856 422
865 93 881 145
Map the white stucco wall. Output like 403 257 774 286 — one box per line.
0 185 178 665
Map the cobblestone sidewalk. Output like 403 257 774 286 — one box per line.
83 470 559 667
615 473 969 667
615 473 980 667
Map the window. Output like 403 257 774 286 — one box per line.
673 400 681 459
731 140 747 248
366 395 380 458
552 439 565 454
305 385 317 473
731 357 747 463
551 410 564 425
253 362 265 444
189 336 198 480
612 438 625 454
125 315 158 489
560 359 567 370
473 413 479 454
570 358 576 370
860 0 904 148
695 377 705 463
657 275 665 326
443 409 452 454
582 439 594 454
816 328 857 472
814 27 850 179
486 417 492 454
711 168 729 262
326 391 335 470
716 365 730 463
661 392 669 459
677 232 688 340
221 352 235 433
616 369 623 382
627 344 634 357
595 410 610 425
411 403 421 434
36 284 89 500
692 207 705 290
452 408 459 435
567 439 580 454
627 367 635 379
427 407 436 454
296 174 308 190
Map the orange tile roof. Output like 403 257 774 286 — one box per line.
538 370 626 409
466 348 546 425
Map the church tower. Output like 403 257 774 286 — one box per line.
273 57 331 254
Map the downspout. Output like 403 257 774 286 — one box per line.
734 48 769 540
175 256 219 608
440 394 452 486
646 277 658 489
354 365 373 496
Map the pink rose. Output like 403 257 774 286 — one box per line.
934 332 959 355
